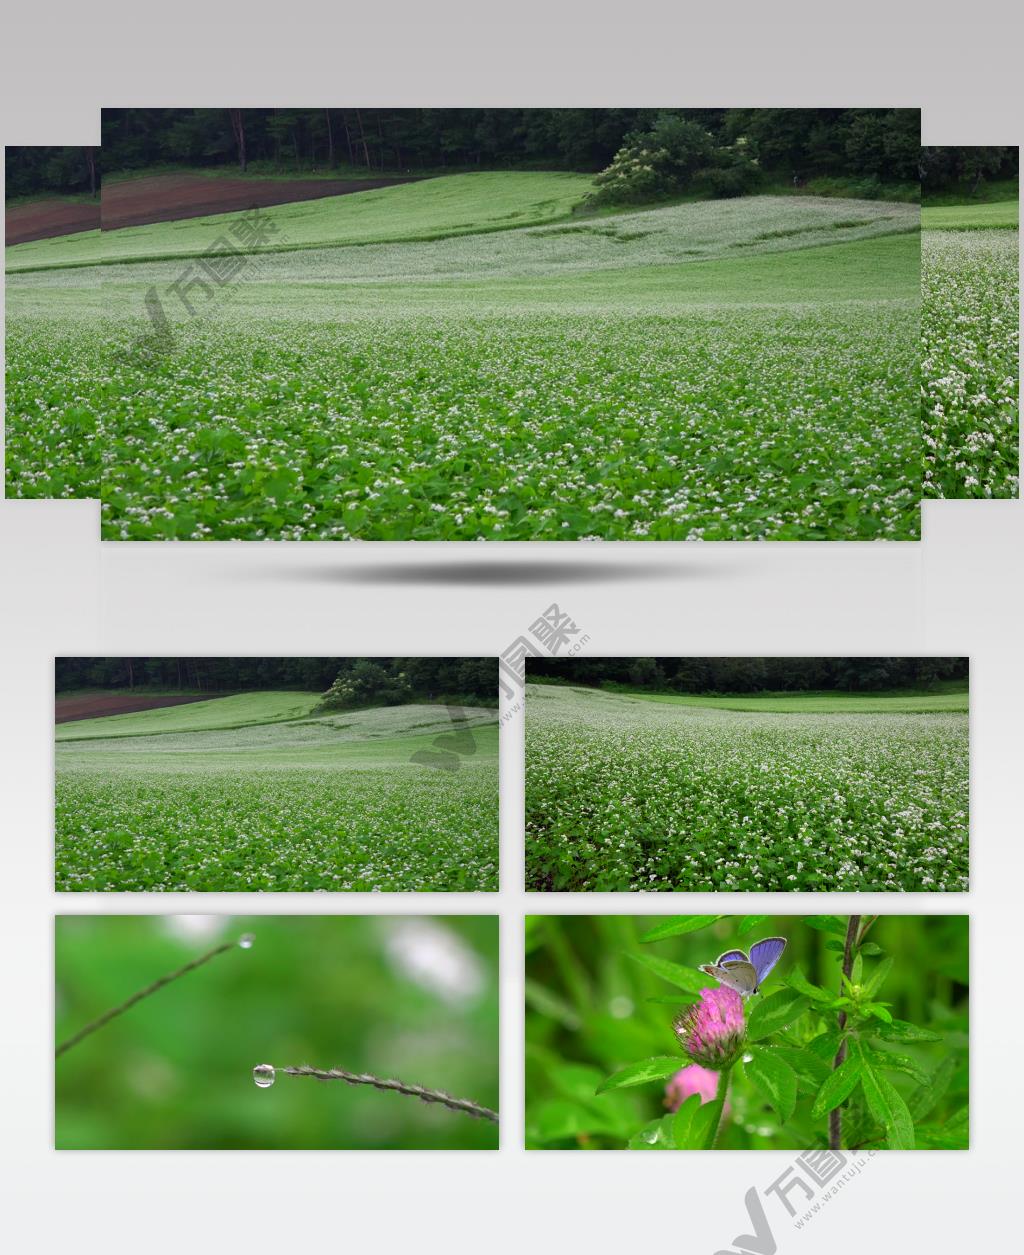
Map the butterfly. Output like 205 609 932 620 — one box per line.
699 937 787 997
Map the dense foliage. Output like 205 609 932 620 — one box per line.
525 683 969 892
528 656 967 694
55 656 495 705
5 145 98 199
921 145 1017 196
80 108 920 183
56 914 499 1149
590 118 759 205
525 915 968 1151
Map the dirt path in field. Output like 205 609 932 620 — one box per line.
55 693 211 723
101 173 420 231
6 198 101 245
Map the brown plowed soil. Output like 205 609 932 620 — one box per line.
6 198 101 246
55 693 211 723
102 173 419 231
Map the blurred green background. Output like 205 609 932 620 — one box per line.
525 915 969 1149
56 914 499 1149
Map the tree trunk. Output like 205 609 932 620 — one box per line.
355 110 372 167
342 111 355 166
228 109 247 173
325 109 335 165
84 146 97 197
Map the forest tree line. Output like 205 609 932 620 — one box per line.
55 657 496 706
90 107 920 183
528 657 968 694
921 146 1018 194
5 146 99 200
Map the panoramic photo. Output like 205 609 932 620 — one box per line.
6 107 921 540
921 145 1019 500
524 657 969 892
55 914 499 1150
525 914 968 1151
55 656 498 891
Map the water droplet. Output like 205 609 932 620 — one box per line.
253 1064 276 1088
238 934 255 950
642 1128 659 1144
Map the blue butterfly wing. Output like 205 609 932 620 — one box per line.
749 937 787 986
716 949 748 966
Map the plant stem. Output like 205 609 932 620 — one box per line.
278 1065 498 1123
828 914 861 1150
56 938 239 1058
711 1063 734 1148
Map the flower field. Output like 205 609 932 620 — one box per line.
922 227 1019 498
6 181 922 539
55 696 499 891
524 684 969 892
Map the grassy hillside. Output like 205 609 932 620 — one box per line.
56 690 321 740
60 700 499 766
6 172 595 272
6 227 102 270
8 210 920 318
580 685 969 714
922 199 1018 229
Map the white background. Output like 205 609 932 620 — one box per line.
2 4 1022 1250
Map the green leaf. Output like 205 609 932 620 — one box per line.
811 1054 863 1118
867 1047 930 1088
805 1029 843 1064
675 1097 724 1149
943 1104 970 1142
771 1044 832 1091
670 1093 703 1148
803 915 846 936
870 1018 941 1044
864 1003 893 1024
638 916 721 943
862 958 893 996
855 1041 915 1149
787 967 836 1004
627 951 708 994
745 1047 798 1123
908 1057 957 1123
737 915 768 936
596 1056 682 1095
747 989 810 1041
628 1115 675 1149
